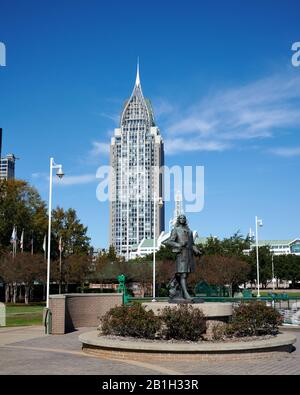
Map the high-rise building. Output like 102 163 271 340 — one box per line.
109 65 164 258
0 128 2 159
0 153 16 180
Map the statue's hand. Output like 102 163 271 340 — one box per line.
193 246 202 256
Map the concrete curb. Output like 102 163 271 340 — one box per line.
79 331 297 353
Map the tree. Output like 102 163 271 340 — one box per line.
146 245 176 261
249 246 273 288
0 180 48 253
275 254 300 287
189 255 251 296
61 254 92 292
51 207 91 259
0 252 45 304
197 232 251 258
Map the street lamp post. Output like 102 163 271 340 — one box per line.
255 216 263 298
46 158 64 309
271 253 275 291
152 192 163 302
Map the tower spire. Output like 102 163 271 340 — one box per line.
135 57 140 86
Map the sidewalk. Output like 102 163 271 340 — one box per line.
0 326 46 346
0 326 299 375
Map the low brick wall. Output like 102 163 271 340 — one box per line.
80 331 297 362
49 293 122 334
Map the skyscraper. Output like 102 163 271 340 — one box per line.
0 153 16 180
109 65 164 258
0 129 17 181
0 128 2 159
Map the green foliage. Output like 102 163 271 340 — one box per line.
146 244 176 261
197 232 251 258
274 254 300 287
51 207 91 259
160 305 207 341
100 304 161 339
0 180 48 252
248 246 273 287
228 302 283 337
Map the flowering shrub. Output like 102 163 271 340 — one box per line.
229 302 283 337
100 304 161 339
160 305 207 341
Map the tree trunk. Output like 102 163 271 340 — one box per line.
30 286 34 303
25 286 30 305
19 285 23 303
13 283 17 304
5 284 10 303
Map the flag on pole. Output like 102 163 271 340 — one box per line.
20 230 24 252
10 227 17 244
10 226 17 258
42 235 46 252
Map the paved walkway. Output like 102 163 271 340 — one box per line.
0 326 299 375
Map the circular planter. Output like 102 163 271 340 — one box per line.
79 331 297 362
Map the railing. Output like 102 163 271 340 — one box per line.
127 295 300 304
126 295 300 326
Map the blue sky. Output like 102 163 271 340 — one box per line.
0 0 300 248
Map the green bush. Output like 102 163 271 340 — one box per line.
100 304 161 339
160 305 207 341
229 302 283 337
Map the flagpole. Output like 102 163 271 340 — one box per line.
14 226 17 258
46 159 53 309
31 232 34 255
59 237 62 295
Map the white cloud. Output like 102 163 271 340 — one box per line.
269 147 300 157
53 174 96 186
89 141 110 156
31 172 47 179
98 112 119 124
165 138 231 154
163 72 300 154
153 98 174 119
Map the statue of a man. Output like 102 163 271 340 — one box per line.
163 214 202 302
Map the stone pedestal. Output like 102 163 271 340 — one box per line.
142 302 233 336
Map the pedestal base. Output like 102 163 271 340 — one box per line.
142 301 233 337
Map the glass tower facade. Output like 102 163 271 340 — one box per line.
109 67 164 258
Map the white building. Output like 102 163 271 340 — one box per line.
251 239 300 256
109 64 164 258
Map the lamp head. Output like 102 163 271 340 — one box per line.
56 166 64 179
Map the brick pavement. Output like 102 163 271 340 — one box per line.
0 326 299 375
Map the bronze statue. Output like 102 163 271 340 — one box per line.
163 214 202 303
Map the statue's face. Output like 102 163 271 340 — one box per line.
178 215 187 225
